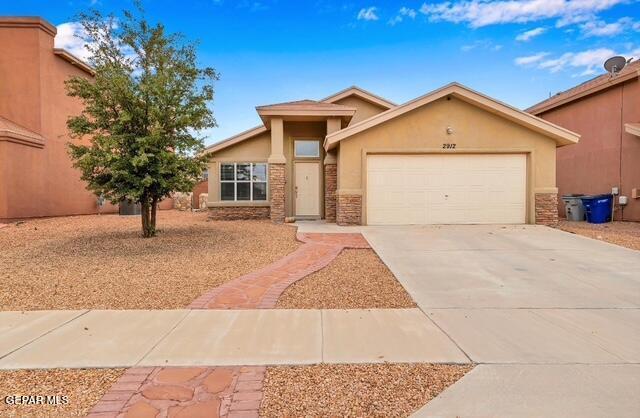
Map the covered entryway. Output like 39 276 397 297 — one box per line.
366 154 526 225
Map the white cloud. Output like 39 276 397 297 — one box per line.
388 6 417 25
357 6 379 21
55 22 91 61
516 27 546 41
514 52 549 65
388 15 403 26
580 17 639 37
461 39 502 52
555 13 594 28
400 6 417 19
55 20 137 65
517 47 616 75
419 0 625 28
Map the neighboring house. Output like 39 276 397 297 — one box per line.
0 17 172 222
528 60 640 221
204 84 579 226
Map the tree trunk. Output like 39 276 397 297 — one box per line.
150 196 158 234
141 199 155 238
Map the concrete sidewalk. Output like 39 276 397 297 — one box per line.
413 364 640 418
0 308 468 369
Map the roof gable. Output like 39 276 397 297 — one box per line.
322 86 396 109
203 125 267 154
324 83 580 150
204 86 393 154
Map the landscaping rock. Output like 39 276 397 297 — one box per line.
199 193 209 210
173 192 193 211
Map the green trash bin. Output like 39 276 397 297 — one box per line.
561 194 585 221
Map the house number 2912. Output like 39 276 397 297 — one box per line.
442 143 456 149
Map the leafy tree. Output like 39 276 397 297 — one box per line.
66 6 217 237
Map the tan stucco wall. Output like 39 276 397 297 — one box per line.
206 121 327 217
337 96 558 224
332 96 388 125
207 132 271 202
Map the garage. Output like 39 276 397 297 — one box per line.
366 154 527 225
324 83 581 226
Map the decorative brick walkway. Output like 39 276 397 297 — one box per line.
90 231 370 418
88 366 265 418
189 232 370 309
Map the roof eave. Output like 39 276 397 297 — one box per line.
256 109 356 117
53 49 95 76
256 108 356 128
325 83 580 150
527 69 640 115
203 125 268 155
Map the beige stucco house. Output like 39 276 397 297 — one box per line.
204 84 579 226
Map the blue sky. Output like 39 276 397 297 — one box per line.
3 0 640 146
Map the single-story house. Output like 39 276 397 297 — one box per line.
528 60 640 221
0 17 173 222
204 83 580 226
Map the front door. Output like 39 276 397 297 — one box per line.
295 162 320 217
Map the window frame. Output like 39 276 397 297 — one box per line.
294 139 320 158
219 162 268 202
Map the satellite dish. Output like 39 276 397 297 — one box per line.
604 56 628 76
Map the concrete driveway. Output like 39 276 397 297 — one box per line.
362 225 640 418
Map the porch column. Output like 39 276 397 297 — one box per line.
324 118 340 223
534 187 559 226
268 118 286 223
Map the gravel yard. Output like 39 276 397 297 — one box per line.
276 249 416 309
0 368 123 418
0 211 299 310
261 363 473 417
556 220 640 251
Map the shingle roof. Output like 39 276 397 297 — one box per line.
256 99 355 111
527 60 640 115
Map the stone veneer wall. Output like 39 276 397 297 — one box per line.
535 193 559 225
269 164 286 223
336 194 362 225
173 192 193 211
324 164 337 222
208 206 270 220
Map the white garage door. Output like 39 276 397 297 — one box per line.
367 154 526 225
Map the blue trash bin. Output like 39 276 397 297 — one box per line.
580 194 613 224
